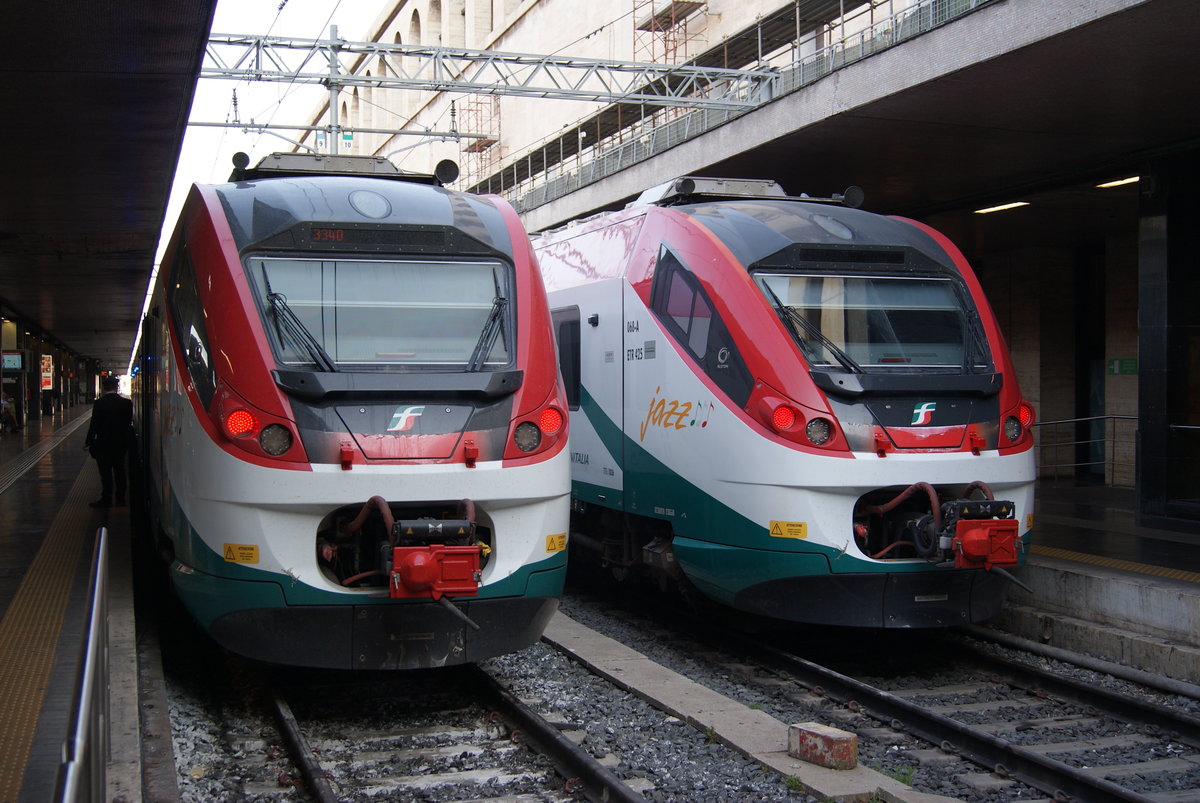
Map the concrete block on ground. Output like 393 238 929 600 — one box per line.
788 721 858 769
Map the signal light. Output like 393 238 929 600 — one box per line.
539 407 564 435
509 406 567 457
1018 401 1035 429
1003 401 1036 444
210 381 306 464
226 409 258 438
750 382 845 452
771 405 797 431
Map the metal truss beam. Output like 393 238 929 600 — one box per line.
203 30 778 112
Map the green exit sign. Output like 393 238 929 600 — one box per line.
1107 358 1138 375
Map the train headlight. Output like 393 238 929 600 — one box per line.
806 417 833 446
771 404 797 431
513 421 542 452
259 424 294 456
226 409 258 438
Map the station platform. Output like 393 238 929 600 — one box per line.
0 402 141 803
993 481 1200 687
0 412 1194 801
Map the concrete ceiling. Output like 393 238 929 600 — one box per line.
0 1 218 373
701 0 1196 256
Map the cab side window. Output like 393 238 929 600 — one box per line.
650 247 753 406
168 245 217 408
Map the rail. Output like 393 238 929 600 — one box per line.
496 0 997 211
55 528 108 803
1032 414 1137 486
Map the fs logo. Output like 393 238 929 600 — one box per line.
387 405 425 432
911 402 937 426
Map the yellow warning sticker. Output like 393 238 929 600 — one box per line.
769 520 807 539
545 533 567 553
223 543 259 563
1025 514 1034 531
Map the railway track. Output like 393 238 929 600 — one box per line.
158 585 812 800
266 663 642 802
557 585 1200 802
159 573 1200 801
169 652 643 802
743 634 1200 802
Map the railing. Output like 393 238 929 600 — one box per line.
501 0 997 212
1032 415 1137 486
56 528 108 803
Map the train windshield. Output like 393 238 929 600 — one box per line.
756 273 990 372
248 256 513 370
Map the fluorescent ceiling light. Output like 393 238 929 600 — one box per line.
973 201 1029 214
1096 176 1139 188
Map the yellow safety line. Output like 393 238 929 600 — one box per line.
0 465 99 802
1032 543 1200 584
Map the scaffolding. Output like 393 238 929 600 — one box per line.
633 0 707 65
457 96 500 190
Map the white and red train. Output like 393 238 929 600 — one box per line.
535 177 1036 627
134 153 569 668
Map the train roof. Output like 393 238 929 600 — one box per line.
631 176 864 209
228 151 460 185
669 197 950 272
208 157 515 258
538 189 951 274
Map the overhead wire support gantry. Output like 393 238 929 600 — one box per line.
202 28 780 116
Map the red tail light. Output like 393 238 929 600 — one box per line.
748 381 847 452
225 409 258 438
1003 400 1036 445
505 399 568 460
771 404 797 431
210 382 304 463
1018 401 1036 429
539 406 564 435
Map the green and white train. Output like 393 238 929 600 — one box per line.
535 177 1036 628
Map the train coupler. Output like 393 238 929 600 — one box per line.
389 544 482 600
942 499 1020 571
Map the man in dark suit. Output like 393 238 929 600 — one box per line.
84 376 134 508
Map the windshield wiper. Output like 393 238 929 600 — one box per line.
762 282 861 374
467 296 507 372
267 291 338 373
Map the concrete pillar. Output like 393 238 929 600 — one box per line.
1137 151 1200 527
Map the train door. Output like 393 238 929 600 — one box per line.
551 277 625 509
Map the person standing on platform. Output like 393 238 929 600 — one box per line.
0 394 18 433
83 376 133 508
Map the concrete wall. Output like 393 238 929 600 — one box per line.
978 233 1138 487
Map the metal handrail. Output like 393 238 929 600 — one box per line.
1032 414 1137 484
56 528 109 803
